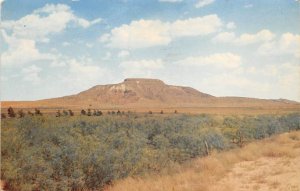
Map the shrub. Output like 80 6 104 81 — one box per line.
63 110 69 116
1 113 6 119
87 109 92 116
1 112 299 191
34 108 42 116
56 110 61 117
17 110 25 118
81 109 87 115
7 107 16 118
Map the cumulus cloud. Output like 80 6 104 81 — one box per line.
258 33 300 57
120 59 164 77
212 32 236 43
170 15 222 37
1 3 102 67
226 22 236 30
1 31 54 66
21 65 42 84
213 29 275 45
62 57 108 90
2 4 102 42
100 20 171 49
177 53 241 69
195 0 215 8
100 14 222 49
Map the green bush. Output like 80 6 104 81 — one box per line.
1 112 299 190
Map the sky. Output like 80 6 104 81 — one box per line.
0 0 300 101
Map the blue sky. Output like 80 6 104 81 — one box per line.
1 0 300 101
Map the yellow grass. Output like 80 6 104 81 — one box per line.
106 131 300 191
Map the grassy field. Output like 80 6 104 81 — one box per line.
1 112 300 190
2 105 300 115
106 131 300 191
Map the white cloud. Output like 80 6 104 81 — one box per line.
118 50 130 58
258 33 300 57
76 17 102 28
101 19 171 49
1 4 102 67
212 32 235 43
277 63 300 98
178 53 241 69
243 62 300 101
99 33 111 42
0 0 4 15
213 29 275 45
244 4 253 8
49 54 67 67
226 22 236 30
170 15 222 37
100 14 222 49
195 0 215 8
158 0 182 2
1 32 54 66
21 65 42 84
2 4 102 42
237 30 275 45
120 59 164 77
63 58 108 89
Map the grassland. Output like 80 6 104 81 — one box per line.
106 131 300 191
1 112 300 190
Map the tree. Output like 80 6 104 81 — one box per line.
81 109 87 115
160 110 164 114
69 110 74 116
93 110 97 116
148 111 153 114
56 110 61 117
1 113 6 119
18 110 25 118
117 110 121 115
34 108 42 116
7 107 16 118
174 110 178 114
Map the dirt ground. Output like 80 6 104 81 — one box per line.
212 153 300 191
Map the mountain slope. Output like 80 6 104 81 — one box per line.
2 78 300 113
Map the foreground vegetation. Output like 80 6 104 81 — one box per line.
1 112 300 190
107 131 300 191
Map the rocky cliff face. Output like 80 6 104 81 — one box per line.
65 78 214 105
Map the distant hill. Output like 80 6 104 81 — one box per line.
2 78 300 113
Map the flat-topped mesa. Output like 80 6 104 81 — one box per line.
124 78 165 85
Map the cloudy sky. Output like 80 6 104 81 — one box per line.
1 0 299 101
